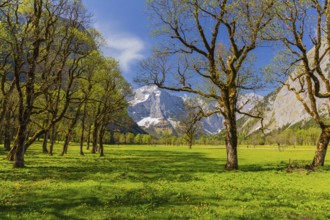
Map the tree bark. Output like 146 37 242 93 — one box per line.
61 105 82 156
221 87 239 170
7 145 16 161
311 127 330 167
79 103 86 156
99 125 105 157
92 121 98 154
12 124 27 168
4 126 11 151
10 0 43 168
49 125 56 156
86 125 91 150
0 129 3 145
224 116 238 170
79 132 85 156
42 130 49 153
3 109 12 151
61 131 71 156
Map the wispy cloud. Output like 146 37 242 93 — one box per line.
104 34 145 72
93 22 146 73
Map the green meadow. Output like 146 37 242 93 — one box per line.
0 144 330 219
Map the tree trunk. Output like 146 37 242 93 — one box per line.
42 130 49 153
4 110 11 151
7 145 16 161
79 132 85 156
99 126 105 157
222 87 239 170
61 106 82 156
92 121 98 154
224 116 238 170
4 129 11 152
49 125 56 156
311 127 330 167
7 109 29 167
61 131 71 156
86 125 91 150
12 125 27 168
0 129 3 145
80 103 86 156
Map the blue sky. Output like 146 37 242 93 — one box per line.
82 1 276 94
82 0 153 86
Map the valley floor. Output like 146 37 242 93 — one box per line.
0 144 329 219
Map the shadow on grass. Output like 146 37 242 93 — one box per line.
0 149 226 183
1 146 330 219
0 193 104 220
239 161 330 172
2 146 329 182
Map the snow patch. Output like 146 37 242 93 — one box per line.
137 117 162 128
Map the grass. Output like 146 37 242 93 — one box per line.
0 143 330 219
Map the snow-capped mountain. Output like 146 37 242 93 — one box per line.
129 44 330 136
128 85 263 135
127 86 185 133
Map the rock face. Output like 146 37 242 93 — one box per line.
128 85 263 135
243 46 330 133
244 85 328 133
127 86 184 135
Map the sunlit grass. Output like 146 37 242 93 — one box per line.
0 143 329 219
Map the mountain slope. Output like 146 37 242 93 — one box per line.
128 85 263 136
242 47 330 133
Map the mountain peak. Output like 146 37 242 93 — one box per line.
136 85 160 93
128 86 263 136
129 85 162 106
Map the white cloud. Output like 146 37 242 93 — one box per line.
104 35 145 72
92 22 145 73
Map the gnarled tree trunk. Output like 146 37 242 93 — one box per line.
311 127 330 167
223 88 238 170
